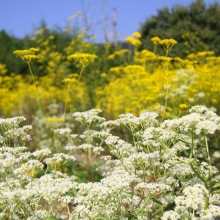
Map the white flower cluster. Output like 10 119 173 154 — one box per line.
162 105 220 135
162 184 220 219
0 106 219 219
118 111 158 132
44 153 76 167
0 116 32 146
72 170 140 219
54 127 71 135
72 108 105 127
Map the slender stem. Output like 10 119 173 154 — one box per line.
190 130 194 159
63 65 85 123
27 62 42 109
160 50 169 123
78 66 85 83
189 163 206 183
63 84 70 123
204 134 211 166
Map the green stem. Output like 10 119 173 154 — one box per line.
27 62 42 110
189 162 206 183
190 130 194 159
78 66 85 83
63 84 70 123
160 50 169 123
204 134 211 166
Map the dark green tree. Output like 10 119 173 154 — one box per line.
140 0 220 57
0 30 27 74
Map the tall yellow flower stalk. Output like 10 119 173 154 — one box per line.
159 39 177 121
67 53 98 82
63 53 98 121
151 36 161 54
13 48 41 109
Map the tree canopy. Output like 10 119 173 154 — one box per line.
140 0 220 57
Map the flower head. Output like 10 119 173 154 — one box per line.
159 39 177 55
13 48 39 63
126 36 142 47
151 36 162 45
67 53 98 67
132 31 142 39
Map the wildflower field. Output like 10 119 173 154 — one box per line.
0 27 220 219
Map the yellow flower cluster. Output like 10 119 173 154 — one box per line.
126 36 142 47
159 39 177 54
63 78 78 84
13 48 39 63
124 65 145 73
158 56 173 62
1 31 220 123
67 53 98 67
63 73 79 84
132 31 142 39
151 36 162 45
126 32 142 47
0 64 7 75
45 117 64 123
107 49 129 60
197 51 215 57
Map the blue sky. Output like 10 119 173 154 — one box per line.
0 0 219 42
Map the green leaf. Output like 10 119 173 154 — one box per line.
151 197 163 205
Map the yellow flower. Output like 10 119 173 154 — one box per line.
124 65 145 73
63 78 78 84
173 57 184 63
179 104 188 109
126 36 142 47
0 64 7 75
187 53 196 60
101 72 107 78
67 53 98 67
159 39 177 53
141 49 156 59
158 56 173 63
45 117 64 123
151 36 161 45
34 28 44 35
109 66 124 74
22 55 39 62
197 51 215 57
13 49 34 57
115 49 129 56
29 47 40 53
107 54 115 60
13 48 40 63
132 31 141 39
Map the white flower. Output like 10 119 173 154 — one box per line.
72 109 105 126
161 210 180 220
195 120 219 135
175 184 208 211
44 153 76 166
32 149 51 158
54 128 71 135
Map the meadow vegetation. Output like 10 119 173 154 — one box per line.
0 0 220 219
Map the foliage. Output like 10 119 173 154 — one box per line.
0 3 220 219
140 0 220 57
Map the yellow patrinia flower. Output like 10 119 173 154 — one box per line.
132 31 142 39
45 117 64 123
126 36 142 47
67 53 98 67
151 36 162 45
13 48 40 63
124 65 145 73
159 39 177 55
